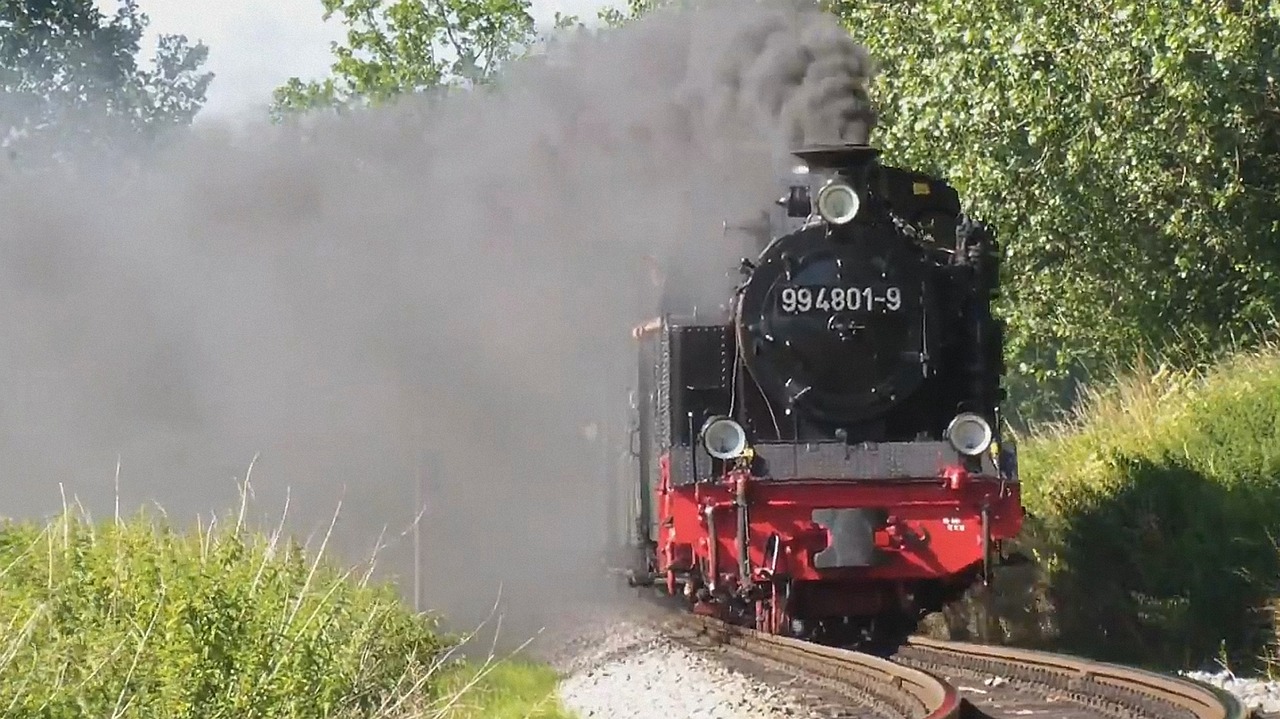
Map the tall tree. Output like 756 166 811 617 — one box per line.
0 0 213 166
827 0 1280 422
270 0 539 117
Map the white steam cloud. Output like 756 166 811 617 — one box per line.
0 0 876 646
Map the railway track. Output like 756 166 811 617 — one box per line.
661 609 1249 719
668 612 960 719
896 636 1250 719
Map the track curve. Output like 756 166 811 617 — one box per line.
624 587 1246 719
667 612 961 719
894 635 1249 719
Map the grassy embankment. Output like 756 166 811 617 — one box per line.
9 347 1277 711
0 491 575 718
925 340 1280 674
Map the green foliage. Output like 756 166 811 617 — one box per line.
270 0 538 117
436 660 576 718
825 0 1280 421
0 501 457 717
0 0 213 165
596 0 737 27
943 342 1280 670
596 0 655 27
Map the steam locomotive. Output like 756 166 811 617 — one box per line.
611 143 1025 641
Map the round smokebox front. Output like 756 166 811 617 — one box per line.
736 222 928 427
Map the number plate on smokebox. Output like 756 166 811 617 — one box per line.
777 285 903 314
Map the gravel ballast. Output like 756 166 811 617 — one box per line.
552 618 812 719
533 599 1280 717
1181 670 1280 715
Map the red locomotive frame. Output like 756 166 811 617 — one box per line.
629 320 1023 639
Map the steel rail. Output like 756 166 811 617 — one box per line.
676 614 963 719
902 636 1249 719
635 589 1243 719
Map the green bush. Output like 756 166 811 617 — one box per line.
0 499 456 718
931 342 1280 671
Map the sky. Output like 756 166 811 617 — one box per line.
104 0 617 122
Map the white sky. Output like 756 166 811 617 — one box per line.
101 0 616 122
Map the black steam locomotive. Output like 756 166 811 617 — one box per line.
651 143 1008 460
612 143 1022 641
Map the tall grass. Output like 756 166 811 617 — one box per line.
1019 340 1280 514
929 339 1280 672
0 469 574 718
435 660 576 719
1020 341 1280 669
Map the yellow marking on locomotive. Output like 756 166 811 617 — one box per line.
912 182 931 195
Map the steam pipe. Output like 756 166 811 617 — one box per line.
766 533 781 575
688 411 698 483
705 505 718 593
980 500 992 587
735 474 752 590
960 222 988 413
